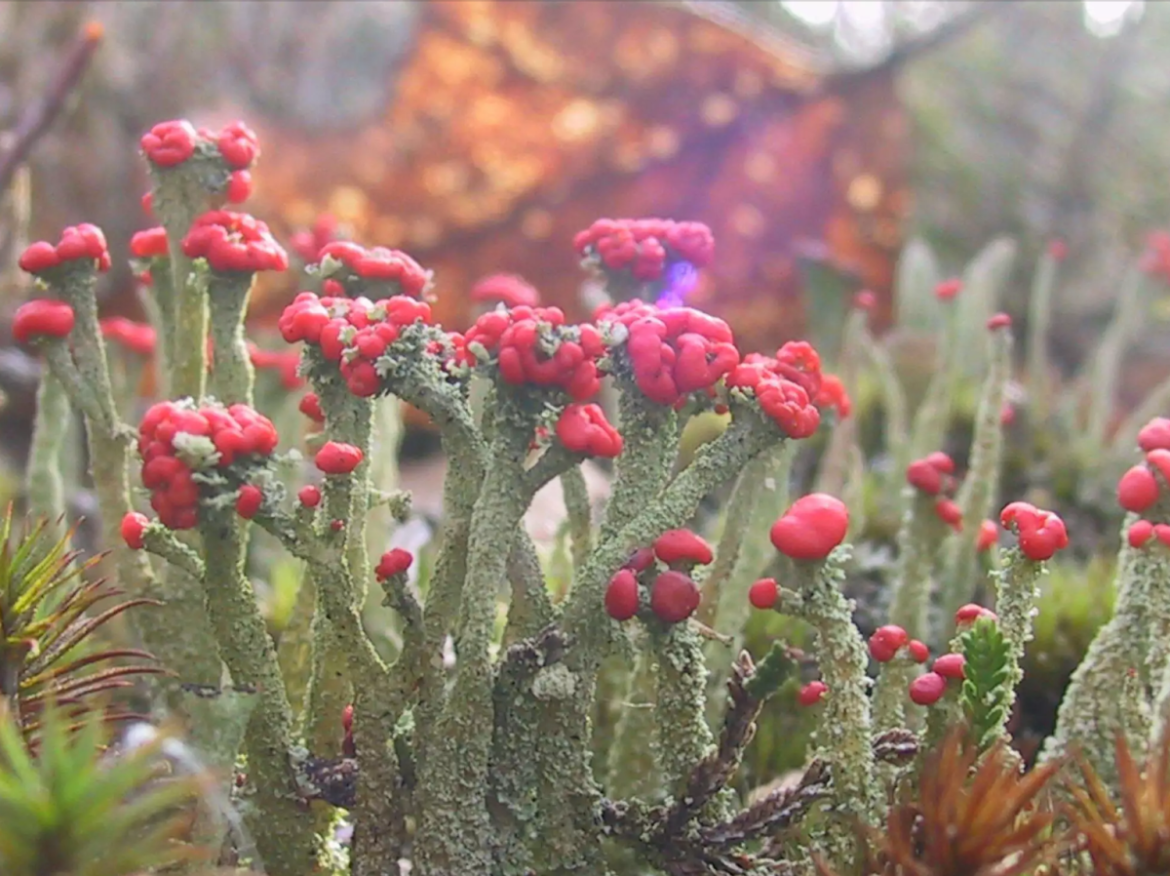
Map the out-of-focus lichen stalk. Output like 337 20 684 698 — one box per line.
1112 373 1170 459
26 371 70 544
148 166 210 401
791 546 879 865
47 265 226 753
909 308 961 465
858 327 910 484
702 442 793 725
1042 517 1152 786
1026 246 1058 423
940 323 1011 631
606 641 661 800
561 465 593 571
815 309 866 497
205 270 254 405
871 653 919 733
1085 264 1148 451
888 489 948 643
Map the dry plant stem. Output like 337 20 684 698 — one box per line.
1042 519 1152 785
703 443 793 723
1026 250 1058 422
0 21 101 193
206 271 255 405
197 505 317 876
46 268 225 735
561 465 593 572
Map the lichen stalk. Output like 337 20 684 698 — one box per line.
1085 264 1147 451
561 465 593 572
148 162 218 400
1026 247 1058 422
704 443 793 722
789 546 880 863
598 389 678 544
652 622 716 802
205 270 255 405
414 432 531 876
888 489 948 643
697 453 769 627
1041 517 1152 785
45 266 226 745
197 505 318 876
26 370 70 543
991 547 1045 718
940 323 1011 631
606 642 662 800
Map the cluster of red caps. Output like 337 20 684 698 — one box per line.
1118 418 1170 548
131 400 279 531
907 603 996 705
573 218 715 282
278 291 434 397
19 223 111 274
316 241 430 299
1000 501 1068 562
867 624 928 665
140 119 258 204
726 343 824 439
604 529 713 624
458 305 605 401
905 452 963 532
595 301 739 408
182 211 289 274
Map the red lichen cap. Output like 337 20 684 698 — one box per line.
120 512 149 550
798 681 827 706
748 578 778 610
649 570 700 623
652 529 713 567
909 672 947 705
605 569 640 621
556 403 623 458
1118 465 1159 513
932 653 966 680
20 223 111 273
141 119 199 167
375 548 414 580
1138 417 1170 452
1000 501 1069 561
769 493 849 561
314 441 364 475
182 210 288 273
12 300 75 345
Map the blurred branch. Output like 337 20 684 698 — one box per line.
0 21 102 195
822 2 1008 96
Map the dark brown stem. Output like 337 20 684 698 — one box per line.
0 22 102 193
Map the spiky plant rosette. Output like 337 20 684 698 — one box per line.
0 700 206 876
0 508 162 737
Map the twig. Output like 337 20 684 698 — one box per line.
0 21 103 194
